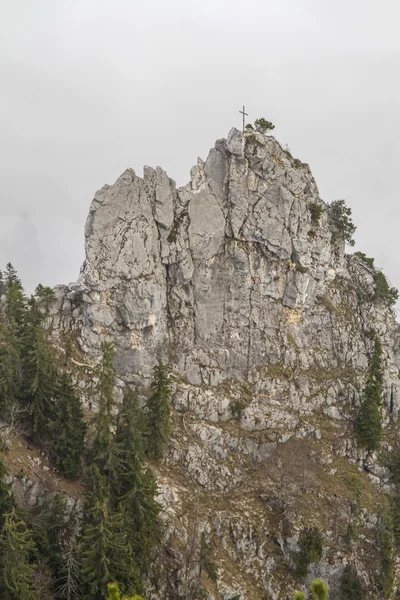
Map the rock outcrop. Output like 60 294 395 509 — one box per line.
51 128 400 599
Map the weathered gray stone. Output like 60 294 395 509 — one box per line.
48 127 400 600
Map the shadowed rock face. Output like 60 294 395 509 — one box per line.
49 129 400 599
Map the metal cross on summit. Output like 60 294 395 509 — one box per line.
239 105 248 132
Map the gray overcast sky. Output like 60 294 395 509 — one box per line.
1 0 399 294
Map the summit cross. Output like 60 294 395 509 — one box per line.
239 105 248 132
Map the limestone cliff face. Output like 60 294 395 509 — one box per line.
52 128 400 599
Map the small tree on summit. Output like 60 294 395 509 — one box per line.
145 361 171 460
254 118 275 133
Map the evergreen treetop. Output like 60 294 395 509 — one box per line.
21 321 57 443
113 388 161 584
80 465 132 600
0 445 15 528
89 342 117 475
145 361 171 460
52 372 86 478
355 336 383 451
0 508 38 600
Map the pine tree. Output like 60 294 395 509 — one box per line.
89 343 117 476
113 389 161 589
145 361 171 459
0 508 38 600
21 316 57 442
355 337 383 451
52 372 86 478
80 465 132 600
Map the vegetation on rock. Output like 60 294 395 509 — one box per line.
355 336 383 451
328 199 356 246
294 527 323 578
145 361 171 459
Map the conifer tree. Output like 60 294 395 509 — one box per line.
0 508 38 600
34 284 56 317
339 565 363 600
0 318 21 418
0 448 15 528
53 372 86 478
311 578 329 600
0 269 5 296
21 307 57 442
89 343 117 476
80 465 132 600
57 538 81 600
4 263 21 289
4 264 26 335
145 361 171 459
355 337 383 451
113 389 161 587
379 508 394 598
107 582 143 600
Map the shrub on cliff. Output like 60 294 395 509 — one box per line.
294 527 323 577
339 565 363 600
328 199 356 246
374 270 399 308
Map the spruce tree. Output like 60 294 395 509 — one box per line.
80 465 132 600
21 318 57 442
113 389 161 589
53 372 86 478
379 508 394 598
57 539 81 600
355 337 383 451
0 317 21 418
0 508 38 600
0 269 5 297
4 265 26 335
0 449 15 528
4 263 21 289
145 361 171 459
89 343 117 476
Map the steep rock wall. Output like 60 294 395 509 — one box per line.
50 128 400 599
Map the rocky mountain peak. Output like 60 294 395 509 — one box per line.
49 128 400 598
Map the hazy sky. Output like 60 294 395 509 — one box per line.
1 0 399 295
